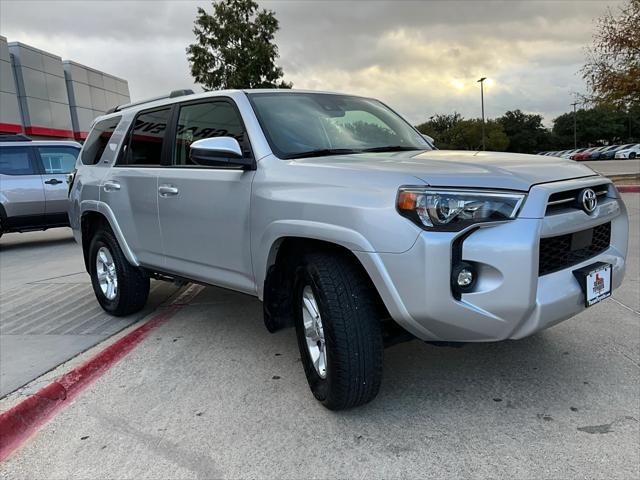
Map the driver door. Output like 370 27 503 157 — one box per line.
158 98 256 294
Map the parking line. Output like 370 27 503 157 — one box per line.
0 284 204 463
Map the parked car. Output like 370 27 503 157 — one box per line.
69 89 629 410
573 147 599 161
568 148 588 160
615 144 639 159
587 145 613 161
599 143 633 160
0 134 80 238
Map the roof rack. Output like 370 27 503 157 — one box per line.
0 133 32 142
105 89 195 114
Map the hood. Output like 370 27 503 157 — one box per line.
290 150 598 191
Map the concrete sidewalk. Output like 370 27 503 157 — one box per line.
1 195 638 479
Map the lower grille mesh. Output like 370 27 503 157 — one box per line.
539 222 611 276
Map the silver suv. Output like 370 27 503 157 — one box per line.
0 134 80 238
69 90 629 409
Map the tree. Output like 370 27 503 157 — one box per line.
450 119 509 151
498 110 549 153
187 0 292 90
553 105 629 146
415 113 463 149
582 0 639 107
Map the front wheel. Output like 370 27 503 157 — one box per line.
630 152 636 159
294 252 384 410
89 228 149 316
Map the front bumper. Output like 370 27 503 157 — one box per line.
355 178 629 342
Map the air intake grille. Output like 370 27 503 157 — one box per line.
546 184 609 215
539 222 611 276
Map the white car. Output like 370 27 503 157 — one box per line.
615 144 639 159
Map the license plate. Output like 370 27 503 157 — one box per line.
573 262 612 307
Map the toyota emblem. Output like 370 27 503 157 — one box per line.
580 188 598 214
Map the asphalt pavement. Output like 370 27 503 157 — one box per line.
0 194 638 479
583 158 639 177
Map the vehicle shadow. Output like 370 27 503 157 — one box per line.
0 232 76 252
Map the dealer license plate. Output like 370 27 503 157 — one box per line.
573 262 612 307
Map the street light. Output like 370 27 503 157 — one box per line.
570 101 578 149
477 77 487 151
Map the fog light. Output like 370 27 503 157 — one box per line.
451 262 476 297
457 268 474 287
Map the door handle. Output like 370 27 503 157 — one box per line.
158 185 179 197
44 178 63 185
103 181 121 192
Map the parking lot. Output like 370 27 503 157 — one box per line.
0 193 638 479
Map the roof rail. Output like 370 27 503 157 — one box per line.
0 133 32 142
105 89 195 114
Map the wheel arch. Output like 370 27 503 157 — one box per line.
80 206 139 271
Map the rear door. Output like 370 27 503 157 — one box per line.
100 107 170 267
35 145 80 225
0 145 45 229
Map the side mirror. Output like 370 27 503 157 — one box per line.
189 137 254 169
421 134 436 149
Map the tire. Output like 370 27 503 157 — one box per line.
294 252 383 410
89 227 149 316
630 152 636 159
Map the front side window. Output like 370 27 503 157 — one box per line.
120 108 171 166
0 147 36 175
38 146 79 174
173 101 248 166
248 92 430 159
81 116 121 165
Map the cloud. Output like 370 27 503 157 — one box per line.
0 0 623 125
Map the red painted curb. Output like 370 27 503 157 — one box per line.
0 305 179 462
617 185 640 193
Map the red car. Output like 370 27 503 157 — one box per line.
573 147 599 161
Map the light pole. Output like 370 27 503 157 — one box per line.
571 101 578 149
477 77 486 150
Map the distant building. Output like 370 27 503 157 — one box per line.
0 36 130 140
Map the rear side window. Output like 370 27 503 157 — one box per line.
82 116 121 165
0 147 36 175
119 108 171 166
37 146 79 174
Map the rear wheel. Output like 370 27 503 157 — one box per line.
294 252 383 410
630 152 636 159
89 228 149 316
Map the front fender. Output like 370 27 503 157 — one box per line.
254 219 376 299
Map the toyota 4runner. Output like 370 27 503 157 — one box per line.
69 89 629 409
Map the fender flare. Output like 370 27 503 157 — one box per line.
80 201 139 266
254 219 375 299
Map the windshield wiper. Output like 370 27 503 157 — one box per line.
359 145 425 153
284 148 361 159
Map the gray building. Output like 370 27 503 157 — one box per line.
0 36 23 134
0 37 130 140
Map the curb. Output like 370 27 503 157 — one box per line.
617 185 640 193
0 284 202 463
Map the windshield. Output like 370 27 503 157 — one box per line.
248 92 431 159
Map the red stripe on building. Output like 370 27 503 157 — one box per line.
0 123 24 134
24 126 74 138
74 131 88 140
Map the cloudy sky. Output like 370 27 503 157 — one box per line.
0 0 622 125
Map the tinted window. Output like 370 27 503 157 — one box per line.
82 116 121 165
120 108 171 166
0 147 36 175
38 146 79 174
173 101 248 166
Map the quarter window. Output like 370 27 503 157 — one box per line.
81 116 121 165
120 108 171 166
0 147 36 175
38 146 79 174
173 101 248 166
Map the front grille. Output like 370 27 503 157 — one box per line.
545 183 609 215
539 222 611 276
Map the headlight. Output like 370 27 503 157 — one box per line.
397 187 526 231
